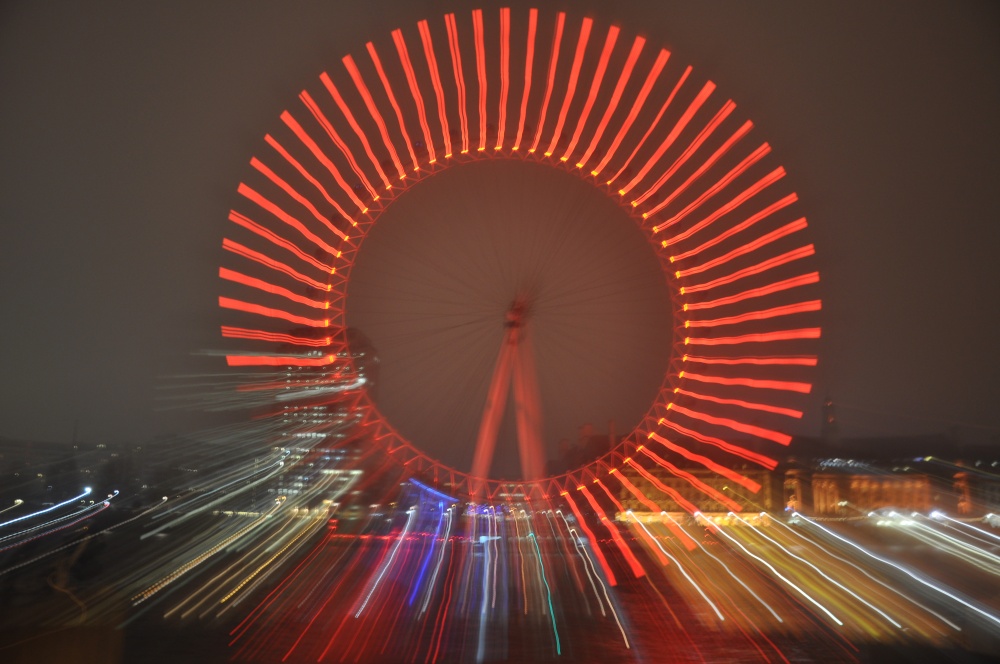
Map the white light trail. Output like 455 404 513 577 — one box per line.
795 512 1000 629
0 487 91 529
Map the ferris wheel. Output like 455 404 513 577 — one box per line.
218 7 822 512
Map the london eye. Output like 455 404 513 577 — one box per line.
219 7 821 511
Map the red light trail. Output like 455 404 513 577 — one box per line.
417 20 452 159
673 387 803 419
444 14 469 155
342 54 408 180
219 296 328 328
496 7 510 150
631 102 741 208
619 80 716 196
219 267 328 310
280 110 368 213
320 73 393 189
666 403 793 446
227 210 335 273
646 142 772 224
366 42 420 172
680 370 813 394
576 34 644 169
544 16 592 157
529 12 565 153
675 218 809 278
592 51 674 177
237 183 345 252
680 244 816 294
659 172 792 242
561 25 618 162
249 156 351 235
299 91 380 200
512 8 537 152
392 29 437 164
472 9 488 152
222 238 329 290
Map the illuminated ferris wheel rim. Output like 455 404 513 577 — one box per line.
219 7 822 505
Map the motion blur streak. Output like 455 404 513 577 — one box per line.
794 512 1000 628
0 487 91 529
710 518 844 626
528 12 565 153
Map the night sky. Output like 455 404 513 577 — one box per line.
1 1 998 452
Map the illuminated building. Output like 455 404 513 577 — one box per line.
618 464 775 513
272 327 378 496
784 436 1000 517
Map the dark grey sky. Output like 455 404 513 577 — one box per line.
1 1 998 449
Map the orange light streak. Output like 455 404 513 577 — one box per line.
680 244 815 294
645 142 771 223
686 299 821 328
512 8 537 151
656 418 779 469
666 185 793 255
615 79 714 192
238 183 343 254
496 7 510 149
221 326 331 347
227 211 333 274
611 469 697 549
632 102 739 207
219 267 328 309
577 484 646 578
222 238 328 290
560 489 617 586
342 54 407 179
676 218 807 277
417 20 452 158
663 179 791 248
365 42 420 171
591 476 670 566
591 51 674 176
319 73 392 189
684 273 819 312
219 296 328 328
472 9 487 151
684 328 821 347
528 12 565 153
544 17 592 157
392 28 437 163
673 387 803 419
644 116 752 218
444 14 469 154
299 91 379 199
682 354 818 367
263 134 354 226
561 25 618 162
611 468 662 513
624 459 700 514
680 370 813 393
666 404 791 445
647 432 761 492
590 476 625 512
250 157 352 237
637 446 742 511
576 35 644 169
225 354 335 367
280 111 368 214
